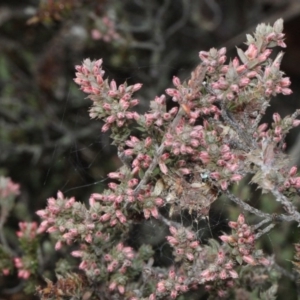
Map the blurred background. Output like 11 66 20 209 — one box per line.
1 0 300 299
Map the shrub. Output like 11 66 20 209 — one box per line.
1 18 300 300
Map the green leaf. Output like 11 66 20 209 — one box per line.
259 284 278 300
236 47 248 65
236 255 243 265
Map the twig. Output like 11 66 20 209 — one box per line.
225 191 272 219
134 108 185 195
274 262 297 281
254 223 275 239
225 191 296 223
253 218 271 230
157 212 182 229
251 100 270 131
271 189 300 224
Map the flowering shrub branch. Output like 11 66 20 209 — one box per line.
36 18 300 299
2 19 300 299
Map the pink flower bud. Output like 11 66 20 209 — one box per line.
119 84 125 93
290 166 298 176
245 235 255 244
230 84 239 93
199 51 209 61
242 255 256 265
219 269 227 280
96 75 103 84
246 71 257 78
132 83 142 92
118 285 125 294
228 221 238 229
274 126 281 136
165 88 177 97
109 281 117 291
245 44 258 59
281 88 292 95
36 209 47 218
222 152 232 161
279 77 291 87
189 241 199 248
108 182 118 190
186 252 194 261
130 99 139 107
166 236 178 245
169 268 176 279
100 213 111 222
144 137 152 148
258 123 268 132
47 226 58 233
231 174 242 182
226 92 235 101
239 77 250 87
84 233 93 244
237 214 245 225
228 270 238 278
218 47 227 56
236 64 247 73
116 210 126 223
172 76 181 87
272 112 281 123
71 250 83 257
199 151 210 164
159 162 168 174
108 90 118 97
155 197 164 206
258 257 270 266
293 120 300 127
157 281 166 293
257 49 272 62
108 172 123 179
55 240 63 250
220 180 228 190
219 235 236 244
169 226 177 236
150 206 159 218
114 195 122 203
210 172 220 180
2 269 10 276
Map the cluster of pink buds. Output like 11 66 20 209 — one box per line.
248 19 286 49
199 47 227 74
74 59 141 132
14 257 31 279
199 249 238 287
284 166 300 190
0 177 20 228
262 56 292 97
153 268 189 299
74 59 105 95
219 214 270 266
106 243 136 294
166 226 201 262
144 95 178 127
135 188 164 219
0 176 20 199
124 136 153 172
36 191 105 248
91 15 120 43
16 222 39 241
